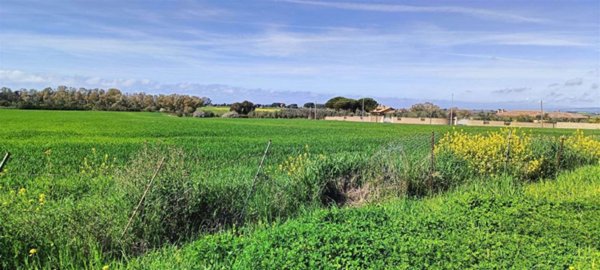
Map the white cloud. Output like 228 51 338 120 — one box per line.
282 0 547 23
492 87 530 94
0 70 47 84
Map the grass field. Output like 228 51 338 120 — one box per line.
1 109 599 269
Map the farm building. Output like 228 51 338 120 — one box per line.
370 105 395 116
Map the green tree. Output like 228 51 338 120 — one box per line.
409 102 446 118
325 96 358 111
230 100 255 115
356 98 378 112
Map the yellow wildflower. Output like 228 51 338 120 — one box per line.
29 248 37 256
436 128 533 176
102 265 109 270
39 193 46 205
18 188 26 196
565 130 600 161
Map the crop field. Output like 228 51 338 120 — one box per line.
1 109 599 269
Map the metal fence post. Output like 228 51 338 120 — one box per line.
556 137 565 173
504 130 512 175
0 152 10 173
431 131 435 173
120 157 166 240
429 131 435 191
241 140 272 221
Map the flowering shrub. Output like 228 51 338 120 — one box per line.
436 128 600 181
564 130 600 163
436 128 541 178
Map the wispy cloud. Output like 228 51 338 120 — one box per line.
281 0 547 23
564 77 583 86
1 1 597 108
492 87 531 94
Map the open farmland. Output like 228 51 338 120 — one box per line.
1 109 599 269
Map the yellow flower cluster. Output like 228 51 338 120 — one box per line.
279 152 310 176
2 187 47 209
38 193 46 205
80 148 115 176
565 130 600 163
436 128 538 176
277 146 325 177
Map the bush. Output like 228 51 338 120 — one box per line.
192 110 214 118
435 128 600 182
221 111 240 118
564 130 600 164
435 128 539 179
230 101 255 115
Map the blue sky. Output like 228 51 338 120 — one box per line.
0 0 598 109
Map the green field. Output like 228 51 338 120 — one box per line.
1 109 599 269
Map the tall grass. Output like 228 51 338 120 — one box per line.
119 165 600 269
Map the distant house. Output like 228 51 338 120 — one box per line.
370 105 395 116
496 110 588 120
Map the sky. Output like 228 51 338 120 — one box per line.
0 0 599 109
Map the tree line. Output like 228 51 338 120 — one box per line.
5 88 592 122
0 87 209 116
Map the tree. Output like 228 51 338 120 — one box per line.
325 96 345 109
409 102 446 118
287 104 298 109
230 100 255 115
0 87 207 114
303 102 315 108
325 96 358 111
356 98 378 112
